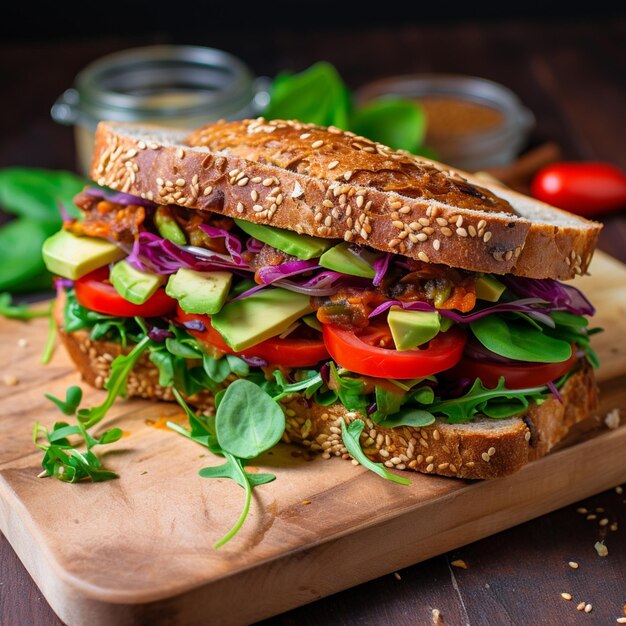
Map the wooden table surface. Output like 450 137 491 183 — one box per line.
1 18 625 626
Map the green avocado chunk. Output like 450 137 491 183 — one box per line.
154 206 186 245
42 229 125 280
475 275 506 302
166 268 232 315
211 287 313 351
110 260 165 305
319 242 377 279
388 307 441 351
234 219 333 260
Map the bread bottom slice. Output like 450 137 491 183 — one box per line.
57 319 598 480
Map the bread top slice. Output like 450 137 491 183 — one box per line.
91 119 602 280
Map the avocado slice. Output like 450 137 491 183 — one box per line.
319 242 377 279
110 260 166 305
154 206 186 245
388 307 441 351
42 230 125 280
234 219 333 260
211 287 312 351
166 268 232 315
475 275 506 302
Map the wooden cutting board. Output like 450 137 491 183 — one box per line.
1 251 625 626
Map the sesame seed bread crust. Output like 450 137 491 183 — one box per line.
55 301 598 480
91 120 602 280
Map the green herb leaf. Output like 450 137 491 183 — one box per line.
0 292 51 320
376 408 436 428
329 363 368 412
373 385 406 420
271 369 323 401
199 462 275 488
216 379 286 459
45 386 83 415
470 315 572 363
341 419 410 486
351 98 425 152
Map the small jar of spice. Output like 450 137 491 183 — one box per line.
51 45 269 175
356 74 534 171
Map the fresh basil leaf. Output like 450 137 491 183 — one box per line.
376 409 436 428
0 168 85 221
351 98 425 152
216 379 285 459
265 62 350 129
470 315 572 363
341 419 410 486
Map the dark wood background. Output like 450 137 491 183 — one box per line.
1 17 625 626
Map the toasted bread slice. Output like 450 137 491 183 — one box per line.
91 119 601 280
55 299 599 480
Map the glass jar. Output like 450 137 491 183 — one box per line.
356 74 534 171
51 45 269 175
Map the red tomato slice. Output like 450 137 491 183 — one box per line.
322 322 467 379
75 267 176 318
447 350 578 389
176 307 329 367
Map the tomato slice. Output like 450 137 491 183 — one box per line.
75 267 176 318
176 307 329 367
322 322 467 379
447 350 578 389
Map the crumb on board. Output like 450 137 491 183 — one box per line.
568 561 579 569
302 500 312 505
584 604 593 613
616 486 624 495
577 602 586 611
561 592 573 600
17 338 28 348
450 559 468 569
577 507 589 514
393 572 401 581
2 375 18 386
431 608 444 626
605 408 621 429
595 541 609 557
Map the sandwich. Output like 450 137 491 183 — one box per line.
42 118 602 481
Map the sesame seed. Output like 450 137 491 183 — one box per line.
584 604 592 613
577 602 586 611
177 148 185 159
418 251 430 263
175 178 185 187
468 225 477 237
610 522 618 531
576 507 588 514
568 561 579 569
488 447 496 456
311 140 324 149
457 228 468 237
594 541 608 557
3 375 18 386
616 618 626 623
483 231 492 243
451 559 468 569
237 177 249 186
561 593 572 600
433 239 441 251
300 133 311 139
587 514 597 520
344 231 354 242
436 217 448 227
416 233 428 242
477 219 487 230
392 220 404 229
126 148 137 158
481 452 491 462
262 178 274 187
426 463 434 472
616 486 624 494
393 572 401 581
441 227 453 237
425 455 434 463
390 201 403 210
324 216 332 227
399 206 411 214
328 160 339 170
599 518 609 526
524 431 531 442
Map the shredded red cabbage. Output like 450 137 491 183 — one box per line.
368 297 550 323
502 275 595 316
182 319 206 332
256 260 320 284
372 253 391 287
199 224 246 266
546 380 563 403
85 187 157 209
148 327 174 342
57 201 72 223
240 355 268 367
245 237 264 254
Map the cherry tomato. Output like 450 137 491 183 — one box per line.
531 162 626 217
75 267 176 317
446 350 578 389
322 322 466 379
176 307 329 367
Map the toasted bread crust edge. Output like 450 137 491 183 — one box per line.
55 300 599 480
90 120 601 280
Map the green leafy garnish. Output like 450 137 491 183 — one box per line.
34 386 122 483
329 363 368 412
470 315 572 363
428 377 547 424
0 292 50 320
341 419 410 486
375 408 436 428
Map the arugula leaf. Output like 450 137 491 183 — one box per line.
271 369 323 401
45 385 83 415
216 379 286 459
199 462 276 488
429 377 547 424
329 363 368 412
341 419 410 486
470 315 572 363
351 98 425 152
168 388 220 453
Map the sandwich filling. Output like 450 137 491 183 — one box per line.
46 187 599 431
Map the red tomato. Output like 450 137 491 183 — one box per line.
75 267 176 317
447 350 577 389
322 322 466 379
531 162 626 217
176 307 329 367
